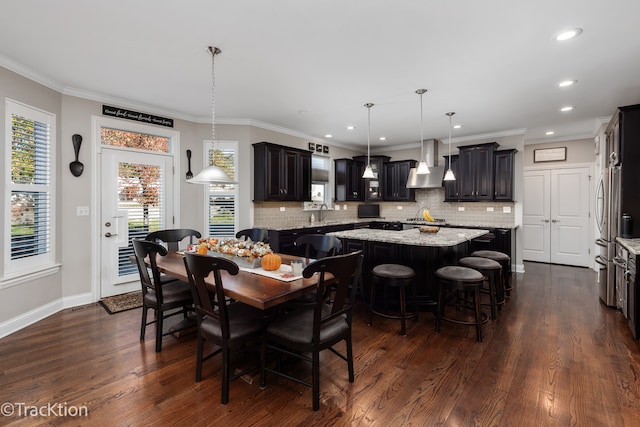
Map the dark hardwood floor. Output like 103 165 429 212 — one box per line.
1 262 639 426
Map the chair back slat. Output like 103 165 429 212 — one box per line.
236 228 269 243
146 229 202 251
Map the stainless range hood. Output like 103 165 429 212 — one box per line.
406 138 444 188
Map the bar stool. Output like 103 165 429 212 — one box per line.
435 265 487 342
369 264 418 336
470 250 512 296
458 256 503 319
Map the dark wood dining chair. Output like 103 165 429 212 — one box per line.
287 234 344 307
260 250 363 411
145 228 202 251
235 228 269 243
183 252 265 404
132 239 194 353
294 234 342 260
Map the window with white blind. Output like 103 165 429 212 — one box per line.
4 99 56 277
205 141 238 238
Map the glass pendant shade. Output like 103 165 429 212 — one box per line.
443 168 456 181
188 46 236 185
190 164 236 184
444 111 456 181
362 164 375 179
416 161 429 174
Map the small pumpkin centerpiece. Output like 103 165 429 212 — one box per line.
261 253 282 271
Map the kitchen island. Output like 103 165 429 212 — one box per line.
327 227 489 310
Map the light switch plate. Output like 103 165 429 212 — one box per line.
279 206 285 212
503 206 511 213
486 207 494 212
397 206 403 210
77 206 89 216
335 205 340 211
458 206 465 212
343 204 347 210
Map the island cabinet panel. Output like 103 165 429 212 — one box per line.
341 238 469 310
268 223 357 257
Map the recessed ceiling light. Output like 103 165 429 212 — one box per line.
346 125 355 130
324 134 333 138
560 106 574 112
558 79 577 87
453 124 462 129
554 28 583 41
298 110 309 115
545 131 555 136
379 137 386 141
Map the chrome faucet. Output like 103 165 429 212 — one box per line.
319 203 328 222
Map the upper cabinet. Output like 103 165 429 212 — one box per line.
253 142 311 202
493 149 516 202
443 143 516 202
458 142 498 201
335 158 364 201
353 155 390 201
383 160 416 201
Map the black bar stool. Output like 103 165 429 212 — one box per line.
435 265 487 342
369 264 418 336
470 250 512 296
458 256 503 319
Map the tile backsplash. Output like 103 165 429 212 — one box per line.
254 188 515 229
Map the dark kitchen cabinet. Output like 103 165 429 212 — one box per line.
353 155 390 201
628 254 639 339
253 142 311 202
458 143 498 201
383 160 416 201
335 158 365 201
443 155 460 201
494 149 516 202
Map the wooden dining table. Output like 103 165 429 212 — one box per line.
154 252 325 310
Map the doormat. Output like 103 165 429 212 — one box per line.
99 291 142 314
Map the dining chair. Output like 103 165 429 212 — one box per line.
260 250 363 411
183 252 265 404
145 228 202 251
132 239 194 353
294 234 342 260
235 228 269 243
287 234 345 308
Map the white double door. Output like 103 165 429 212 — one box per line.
522 167 591 266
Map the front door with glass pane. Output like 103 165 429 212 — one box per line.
100 149 174 297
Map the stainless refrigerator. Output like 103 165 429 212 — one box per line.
595 164 621 307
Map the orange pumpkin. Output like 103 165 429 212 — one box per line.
261 253 282 271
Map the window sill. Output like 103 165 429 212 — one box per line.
0 264 62 290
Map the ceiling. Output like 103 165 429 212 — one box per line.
2 0 640 151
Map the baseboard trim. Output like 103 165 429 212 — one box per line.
0 292 94 339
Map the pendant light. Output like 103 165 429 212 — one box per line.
443 112 456 181
189 46 237 184
362 103 375 179
415 89 430 174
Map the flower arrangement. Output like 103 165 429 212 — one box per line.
194 237 273 263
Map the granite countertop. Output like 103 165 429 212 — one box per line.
327 227 489 247
269 219 516 231
617 237 640 255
